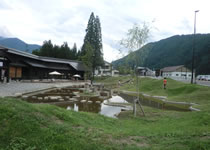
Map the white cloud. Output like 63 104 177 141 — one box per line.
103 43 122 63
0 26 12 37
0 0 210 62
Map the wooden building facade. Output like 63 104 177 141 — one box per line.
0 46 87 82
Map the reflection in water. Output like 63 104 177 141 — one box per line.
106 95 128 103
100 104 123 118
77 101 101 113
54 98 125 118
74 103 78 111
66 103 78 111
57 100 125 118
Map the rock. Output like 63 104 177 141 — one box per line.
38 97 43 100
69 98 78 102
81 100 86 103
87 101 93 104
15 93 22 97
100 92 109 97
44 97 48 100
49 96 61 100
73 92 79 95
73 95 80 98
21 95 28 99
49 97 57 100
95 101 101 104
59 99 64 101
73 99 78 102
32 96 37 99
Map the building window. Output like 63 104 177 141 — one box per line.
176 74 179 76
105 66 109 69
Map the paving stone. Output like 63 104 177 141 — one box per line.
22 95 28 99
87 101 93 104
81 100 86 103
38 97 43 100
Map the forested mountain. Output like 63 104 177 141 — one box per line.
0 37 40 53
112 34 210 75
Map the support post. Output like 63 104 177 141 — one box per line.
133 98 136 117
133 67 145 117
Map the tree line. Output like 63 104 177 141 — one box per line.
32 41 79 60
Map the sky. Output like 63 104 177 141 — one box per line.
0 0 210 62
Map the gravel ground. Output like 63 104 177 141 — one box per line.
0 81 86 97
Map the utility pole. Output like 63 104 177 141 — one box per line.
191 10 199 84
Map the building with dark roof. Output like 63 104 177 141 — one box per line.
0 45 88 82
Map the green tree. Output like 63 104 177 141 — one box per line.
39 40 54 57
80 42 94 80
119 22 151 68
71 43 78 60
32 40 80 60
120 23 150 51
60 42 71 59
32 49 40 55
93 16 103 66
81 12 104 81
53 44 60 58
119 22 151 117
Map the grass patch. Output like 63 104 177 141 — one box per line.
1 97 210 149
117 77 210 107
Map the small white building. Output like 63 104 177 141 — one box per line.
95 61 119 77
161 65 194 80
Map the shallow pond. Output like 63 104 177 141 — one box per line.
21 86 194 118
22 87 130 118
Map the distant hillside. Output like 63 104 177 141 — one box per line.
0 37 40 53
112 34 210 75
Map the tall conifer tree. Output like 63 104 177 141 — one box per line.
81 12 104 80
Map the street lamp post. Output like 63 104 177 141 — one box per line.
191 10 199 84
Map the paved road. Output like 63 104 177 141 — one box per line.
195 80 210 87
149 76 210 87
169 78 210 87
0 81 86 97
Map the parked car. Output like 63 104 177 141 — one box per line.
204 75 210 81
196 75 206 80
201 75 206 80
197 75 210 81
196 75 202 80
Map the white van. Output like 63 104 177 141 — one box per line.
196 75 202 80
204 75 210 81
